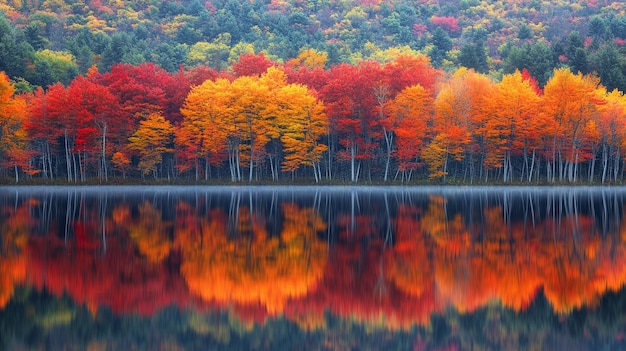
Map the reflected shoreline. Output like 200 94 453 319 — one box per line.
2 184 626 193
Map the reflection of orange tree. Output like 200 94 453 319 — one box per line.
479 206 542 311
431 205 543 313
537 214 614 313
178 203 327 314
420 195 626 315
421 196 497 313
421 196 470 256
592 215 626 294
128 201 173 263
0 201 31 308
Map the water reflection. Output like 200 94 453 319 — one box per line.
1 186 626 349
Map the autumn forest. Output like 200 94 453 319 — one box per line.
2 0 626 183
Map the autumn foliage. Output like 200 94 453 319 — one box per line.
3 53 626 183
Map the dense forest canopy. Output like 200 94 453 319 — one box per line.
1 0 626 183
1 0 626 88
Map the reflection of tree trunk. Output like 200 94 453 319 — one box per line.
325 194 333 248
228 191 241 237
384 193 393 247
249 190 254 226
503 191 516 261
101 193 107 252
64 191 79 245
40 193 53 235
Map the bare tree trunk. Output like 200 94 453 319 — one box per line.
528 149 535 183
602 143 608 184
383 128 393 182
65 129 72 182
101 123 108 182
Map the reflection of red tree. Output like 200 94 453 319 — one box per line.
24 205 214 316
538 215 611 313
283 224 442 330
387 205 433 299
427 200 626 315
0 256 25 308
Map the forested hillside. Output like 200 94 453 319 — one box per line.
1 0 626 89
1 0 626 183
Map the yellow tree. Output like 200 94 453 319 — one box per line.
128 201 172 264
128 112 174 177
277 83 328 181
426 69 492 180
0 72 35 182
459 69 494 181
186 34 231 69
178 78 233 180
483 70 541 182
111 151 131 178
596 89 626 183
541 68 605 182
231 69 281 182
421 134 449 179
286 48 328 70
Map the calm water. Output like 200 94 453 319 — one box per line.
1 186 626 350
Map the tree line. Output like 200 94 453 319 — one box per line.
2 52 626 183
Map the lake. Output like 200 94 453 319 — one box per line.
1 186 625 350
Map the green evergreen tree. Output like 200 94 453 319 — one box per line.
570 48 589 75
100 32 132 71
458 40 488 73
430 27 452 67
590 44 626 92
0 15 32 79
517 24 532 40
25 23 46 50
503 42 555 86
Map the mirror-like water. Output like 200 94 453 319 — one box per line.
1 186 626 350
